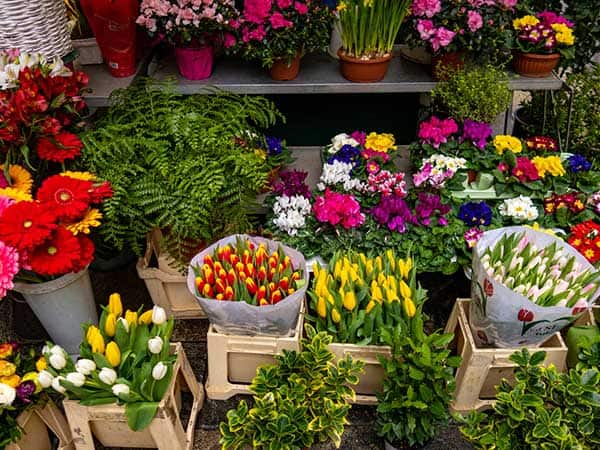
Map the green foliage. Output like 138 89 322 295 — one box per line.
576 334 600 371
431 65 512 124
219 324 364 449
460 348 600 449
81 79 283 266
376 315 461 447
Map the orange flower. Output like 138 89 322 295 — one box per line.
0 344 12 359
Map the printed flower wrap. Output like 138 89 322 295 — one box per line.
470 226 599 347
187 234 308 336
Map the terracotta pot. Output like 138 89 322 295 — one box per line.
337 49 393 83
431 51 465 81
512 51 560 78
269 53 302 81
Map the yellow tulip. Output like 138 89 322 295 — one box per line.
105 313 117 337
35 356 47 372
312 262 320 277
365 260 374 276
90 332 105 354
86 325 100 345
105 342 121 367
365 300 376 314
125 310 138 326
377 273 386 286
331 308 341 324
398 258 412 279
386 249 396 271
343 290 356 311
375 256 383 271
22 372 42 393
0 374 21 388
387 276 397 292
399 280 412 300
359 253 367 266
108 293 123 317
339 270 349 289
138 310 153 325
317 297 327 319
370 281 383 304
403 298 416 318
386 288 399 303
327 293 335 305
333 260 342 280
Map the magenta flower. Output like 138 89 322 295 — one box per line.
294 1 308 14
366 161 381 175
350 130 367 146
277 0 293 8
467 10 483 32
270 11 294 29
418 116 459 148
412 0 442 18
16 381 36 403
361 148 390 162
368 170 407 197
512 157 540 182
244 0 273 24
0 196 14 217
415 193 451 226
0 240 19 298
370 195 417 233
417 19 436 40
497 162 509 172
538 11 574 27
313 189 365 229
461 119 492 149
431 27 456 52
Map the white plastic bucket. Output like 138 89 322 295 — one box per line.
13 269 98 355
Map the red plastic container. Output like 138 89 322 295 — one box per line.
79 0 138 77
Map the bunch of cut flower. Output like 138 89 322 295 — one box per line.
37 293 176 431
308 250 427 345
480 231 599 308
191 237 304 306
0 342 48 448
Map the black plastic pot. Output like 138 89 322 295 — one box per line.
512 107 535 138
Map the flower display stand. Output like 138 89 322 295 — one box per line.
205 305 304 400
136 230 206 319
63 343 203 450
327 343 391 405
445 298 567 414
8 401 74 450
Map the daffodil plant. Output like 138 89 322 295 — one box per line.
38 293 176 431
308 250 427 345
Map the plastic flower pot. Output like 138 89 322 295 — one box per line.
13 268 98 355
337 48 393 83
175 46 214 80
269 52 302 81
431 51 465 81
513 52 560 78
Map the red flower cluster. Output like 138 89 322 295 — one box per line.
0 54 88 164
568 220 600 264
192 238 303 306
511 156 539 182
543 192 585 215
0 174 112 276
526 136 558 152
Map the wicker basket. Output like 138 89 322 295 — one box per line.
0 0 73 58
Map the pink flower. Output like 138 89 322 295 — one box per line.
350 130 367 145
229 19 241 29
416 19 436 40
0 241 19 298
244 0 273 24
224 33 237 48
412 0 441 18
270 11 294 29
512 157 539 182
361 148 390 162
0 197 14 217
467 10 483 32
497 162 509 172
277 0 293 8
294 1 308 14
464 228 483 248
248 25 267 40
418 116 458 148
431 27 455 52
313 189 365 229
499 0 518 7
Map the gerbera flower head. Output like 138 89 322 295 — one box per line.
35 132 83 163
0 241 20 298
66 208 102 235
29 227 80 276
72 235 95 272
89 181 113 203
0 196 14 217
0 188 32 203
36 175 92 220
0 202 56 251
60 171 96 181
0 165 33 195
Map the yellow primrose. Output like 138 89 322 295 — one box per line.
138 309 153 325
399 280 412 301
125 310 138 326
513 15 539 30
317 297 327 319
0 360 16 377
532 156 565 178
0 374 21 388
105 342 121 367
365 132 397 153
493 135 522 154
35 356 47 372
104 313 117 337
254 149 267 160
331 308 341 324
108 293 123 317
403 298 417 318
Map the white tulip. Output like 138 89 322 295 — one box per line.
151 306 167 325
0 383 16 406
75 359 96 376
111 383 130 397
52 376 66 394
147 336 163 354
41 345 49 355
50 345 65 355
37 370 53 388
49 353 67 370
118 317 129 333
152 362 168 381
66 372 86 387
98 368 117 385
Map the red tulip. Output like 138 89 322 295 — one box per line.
242 250 252 265
202 284 214 298
259 298 269 306
279 277 289 291
225 286 234 300
227 268 236 285
257 266 267 282
257 286 267 301
215 279 227 294
245 278 258 295
245 263 255 278
271 290 282 304
203 254 214 268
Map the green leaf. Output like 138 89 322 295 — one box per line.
125 402 160 431
93 353 112 370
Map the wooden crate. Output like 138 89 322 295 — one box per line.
8 401 73 450
205 305 304 400
136 233 206 319
63 343 203 450
327 343 391 405
445 299 567 414
573 308 597 327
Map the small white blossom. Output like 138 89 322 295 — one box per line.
272 195 311 236
327 133 359 154
498 196 539 222
319 161 366 192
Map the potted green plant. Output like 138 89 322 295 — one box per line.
337 0 410 82
219 324 364 449
460 348 600 449
376 296 461 449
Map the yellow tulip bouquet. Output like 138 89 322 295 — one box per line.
38 293 176 431
308 250 427 345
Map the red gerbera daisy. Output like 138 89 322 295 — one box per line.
29 227 80 276
89 181 113 203
35 132 83 163
0 202 56 251
72 235 95 272
36 175 93 220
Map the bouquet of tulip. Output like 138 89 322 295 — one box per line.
471 227 600 347
308 250 426 345
37 294 176 431
0 343 47 448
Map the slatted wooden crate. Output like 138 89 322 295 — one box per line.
7 401 73 450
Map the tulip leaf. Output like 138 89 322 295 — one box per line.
152 364 173 402
92 353 112 370
125 402 160 431
115 321 129 351
133 326 150 356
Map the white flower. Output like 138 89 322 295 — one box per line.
118 317 129 333
329 133 359 153
498 196 538 221
99 368 117 385
0 383 16 406
51 376 66 394
66 372 86 387
48 57 72 77
19 52 41 69
111 383 130 397
272 195 311 236
151 306 167 325
49 345 65 355
75 359 96 376
41 345 49 355
49 353 67 370
37 370 53 388
152 362 168 380
148 336 163 354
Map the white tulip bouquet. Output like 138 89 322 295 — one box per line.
38 294 176 431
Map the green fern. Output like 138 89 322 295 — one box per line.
80 79 284 267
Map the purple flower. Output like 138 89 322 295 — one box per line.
461 119 492 149
273 170 312 198
370 195 417 233
464 227 484 248
16 381 36 403
266 136 283 156
458 201 493 226
350 130 367 146
328 144 361 166
415 193 451 226
568 154 592 173
538 11 574 27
